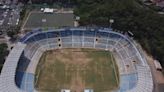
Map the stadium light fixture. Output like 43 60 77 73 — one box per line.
109 19 114 28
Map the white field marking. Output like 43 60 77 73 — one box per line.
110 53 119 86
94 32 96 48
21 11 32 30
34 65 41 86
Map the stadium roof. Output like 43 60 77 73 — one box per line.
0 42 26 92
0 28 154 92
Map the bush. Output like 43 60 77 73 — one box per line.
0 43 9 72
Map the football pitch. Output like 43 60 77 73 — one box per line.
23 12 74 30
35 48 119 92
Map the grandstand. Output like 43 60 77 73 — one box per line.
0 27 153 92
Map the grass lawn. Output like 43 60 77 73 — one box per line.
35 48 119 92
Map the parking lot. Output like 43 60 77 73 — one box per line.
0 0 21 33
0 8 20 27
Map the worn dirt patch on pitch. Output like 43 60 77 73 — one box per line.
35 48 118 92
51 48 92 65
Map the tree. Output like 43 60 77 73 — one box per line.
7 31 16 38
73 0 164 68
0 43 8 72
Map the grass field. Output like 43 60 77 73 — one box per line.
23 12 74 29
35 48 119 92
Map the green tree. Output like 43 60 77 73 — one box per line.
74 0 164 68
0 43 8 72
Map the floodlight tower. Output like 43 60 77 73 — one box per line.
109 19 114 28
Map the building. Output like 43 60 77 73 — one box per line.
41 8 54 13
84 89 94 92
61 89 70 92
154 60 162 71
152 0 164 7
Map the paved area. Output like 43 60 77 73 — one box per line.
22 11 74 30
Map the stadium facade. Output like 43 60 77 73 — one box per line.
0 27 153 92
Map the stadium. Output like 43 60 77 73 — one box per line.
0 27 153 92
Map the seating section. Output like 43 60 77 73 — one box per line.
127 66 153 92
0 28 153 92
0 43 26 92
